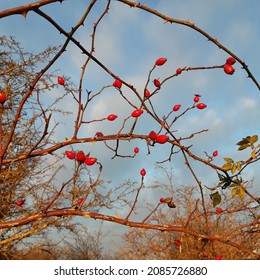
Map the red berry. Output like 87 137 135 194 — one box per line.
58 76 65 85
145 89 150 97
156 134 169 144
0 92 7 104
155 57 167 66
84 157 97 166
212 150 218 157
223 64 235 75
134 147 139 153
173 104 181 112
77 198 84 205
149 131 158 141
65 150 75 160
140 168 146 177
107 114 117 121
193 94 201 103
153 79 161 88
174 239 181 247
226 57 236 65
215 255 222 260
216 207 223 214
17 199 25 207
131 109 143 118
196 103 207 110
160 198 165 203
76 151 85 163
95 132 103 137
113 79 122 89
176 68 182 75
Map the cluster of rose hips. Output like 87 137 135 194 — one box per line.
202 252 223 260
172 94 207 112
223 57 236 75
192 94 207 110
65 150 97 165
148 131 169 144
106 109 144 122
152 57 167 88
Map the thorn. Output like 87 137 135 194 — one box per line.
21 11 28 19
163 19 170 24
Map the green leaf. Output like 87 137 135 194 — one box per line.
224 157 234 163
222 163 232 171
210 191 221 207
248 135 258 145
238 143 250 151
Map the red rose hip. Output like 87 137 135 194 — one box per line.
216 207 223 214
17 199 25 207
145 89 150 97
134 147 139 153
113 79 122 89
149 131 158 141
156 134 169 144
65 150 75 160
223 64 235 75
196 103 207 110
131 109 143 118
173 104 181 112
226 57 236 65
0 92 7 104
155 57 167 66
212 150 218 157
174 239 181 247
140 168 146 177
193 94 201 103
153 79 161 88
77 198 84 205
176 68 182 75
84 157 97 166
58 76 65 85
107 114 117 121
95 132 103 137
76 151 85 163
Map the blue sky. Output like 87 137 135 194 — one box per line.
1 0 260 252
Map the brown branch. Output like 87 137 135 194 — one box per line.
125 178 144 220
0 0 63 19
42 168 80 213
184 199 199 228
142 203 161 224
0 209 259 258
116 0 260 91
